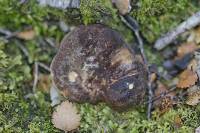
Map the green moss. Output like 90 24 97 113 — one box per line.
0 1 61 132
80 0 134 42
0 42 59 132
77 103 199 132
131 0 199 42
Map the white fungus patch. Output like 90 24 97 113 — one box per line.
126 82 134 90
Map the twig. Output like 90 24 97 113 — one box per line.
154 11 200 50
146 86 177 104
0 28 16 39
45 38 57 48
33 62 39 92
122 15 153 119
38 62 51 72
32 62 50 93
0 28 12 36
15 41 30 58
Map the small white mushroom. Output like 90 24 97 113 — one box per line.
52 101 81 132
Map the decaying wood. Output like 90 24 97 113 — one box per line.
154 11 200 50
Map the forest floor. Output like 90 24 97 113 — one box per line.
1 0 200 132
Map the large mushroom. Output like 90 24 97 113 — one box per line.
50 24 148 109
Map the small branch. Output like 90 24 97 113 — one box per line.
38 62 51 72
15 41 30 58
33 62 39 92
122 15 153 120
32 62 50 93
0 28 12 36
45 38 57 49
146 86 177 104
154 11 200 50
0 28 16 39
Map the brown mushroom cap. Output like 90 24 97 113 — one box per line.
50 24 148 109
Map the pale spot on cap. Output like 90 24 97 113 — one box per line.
68 71 78 83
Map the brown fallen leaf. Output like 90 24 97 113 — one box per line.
159 97 174 115
188 26 200 44
38 74 51 92
154 82 176 114
177 42 198 58
187 59 198 72
155 82 176 99
177 69 198 88
16 29 35 40
52 101 81 132
186 85 200 106
150 73 157 83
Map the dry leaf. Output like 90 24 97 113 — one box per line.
38 74 51 92
187 59 198 71
159 97 174 114
155 82 176 100
154 82 176 114
16 29 35 40
188 26 200 44
186 85 200 106
177 42 198 58
150 73 157 83
112 0 131 15
52 101 81 132
177 69 198 88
